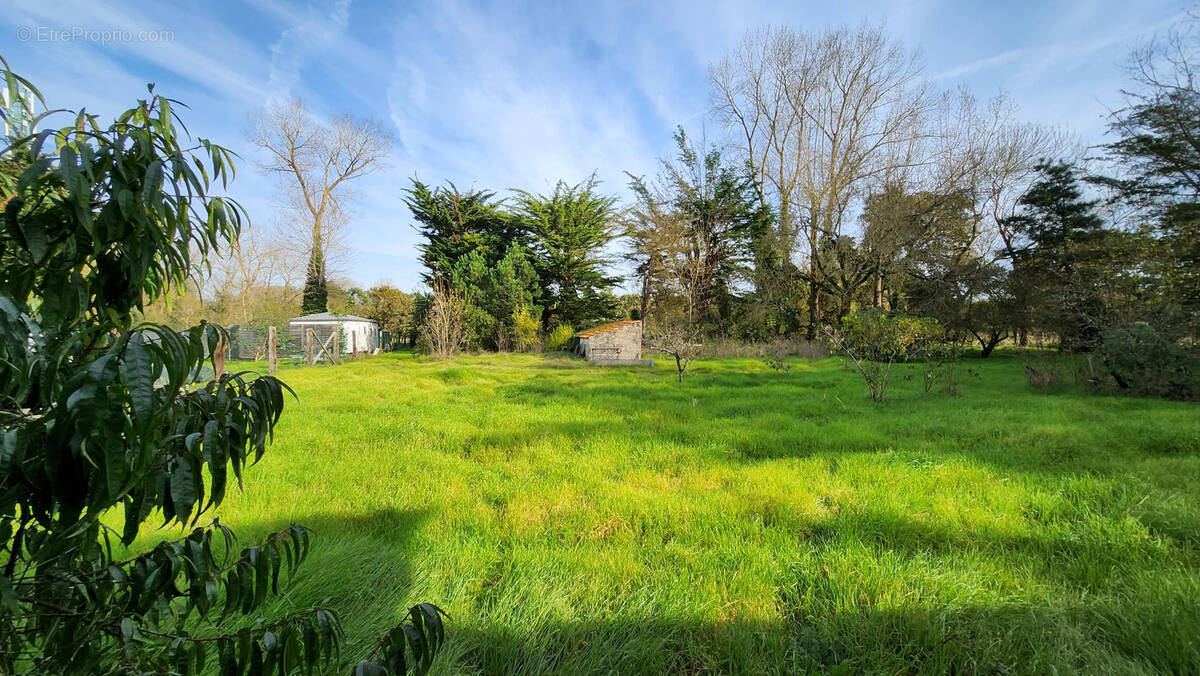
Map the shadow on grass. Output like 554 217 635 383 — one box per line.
442 595 1198 675
487 360 1199 480
799 503 1188 593
229 507 433 659
430 498 1198 674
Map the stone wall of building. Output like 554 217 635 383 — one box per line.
577 320 642 361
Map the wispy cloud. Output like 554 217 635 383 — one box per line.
265 0 352 99
384 0 662 193
934 47 1031 81
0 0 1186 289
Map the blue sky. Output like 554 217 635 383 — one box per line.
0 0 1189 291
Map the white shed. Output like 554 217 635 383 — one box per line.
287 312 379 355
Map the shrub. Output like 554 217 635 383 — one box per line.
545 323 576 351
760 340 797 372
825 310 942 402
1098 323 1199 400
510 307 542 352
918 342 967 396
763 352 792 372
420 281 466 358
0 71 442 673
1024 350 1064 390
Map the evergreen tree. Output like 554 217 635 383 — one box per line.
1097 15 1200 335
445 244 542 350
514 176 621 330
301 237 328 313
1002 162 1110 350
404 179 528 284
627 130 766 331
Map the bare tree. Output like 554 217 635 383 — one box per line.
712 23 928 337
248 99 392 312
866 90 1070 294
421 281 465 359
645 322 702 382
208 226 297 325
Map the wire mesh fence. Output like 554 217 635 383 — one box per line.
225 324 311 362
223 319 383 366
289 324 339 362
226 325 275 361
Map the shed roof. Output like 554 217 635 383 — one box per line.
288 312 376 324
575 319 641 339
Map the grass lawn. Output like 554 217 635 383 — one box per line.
175 351 1200 674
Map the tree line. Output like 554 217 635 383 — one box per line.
410 19 1198 366
141 17 1198 377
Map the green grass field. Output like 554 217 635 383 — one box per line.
179 351 1200 674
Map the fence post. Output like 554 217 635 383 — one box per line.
332 330 340 364
351 331 357 358
213 336 226 379
307 328 316 366
268 326 278 376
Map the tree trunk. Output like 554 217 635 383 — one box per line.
980 336 1000 358
640 272 651 323
806 278 820 340
213 338 226 379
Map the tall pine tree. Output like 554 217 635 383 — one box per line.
514 176 621 330
1002 162 1110 350
301 236 328 313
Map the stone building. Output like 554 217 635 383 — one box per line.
575 320 648 364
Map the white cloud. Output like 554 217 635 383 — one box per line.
265 0 352 99
0 0 1189 290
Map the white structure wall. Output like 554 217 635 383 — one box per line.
287 313 379 355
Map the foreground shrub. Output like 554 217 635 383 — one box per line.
0 68 442 673
825 310 942 402
1098 322 1199 399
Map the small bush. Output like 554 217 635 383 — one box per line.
826 310 942 402
545 324 576 351
1024 351 1064 390
919 342 963 396
510 308 542 352
420 281 466 358
762 352 791 372
1098 323 1199 400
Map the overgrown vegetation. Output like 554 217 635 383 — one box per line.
205 352 1200 674
1098 322 1199 399
4 6 1200 674
406 177 622 353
